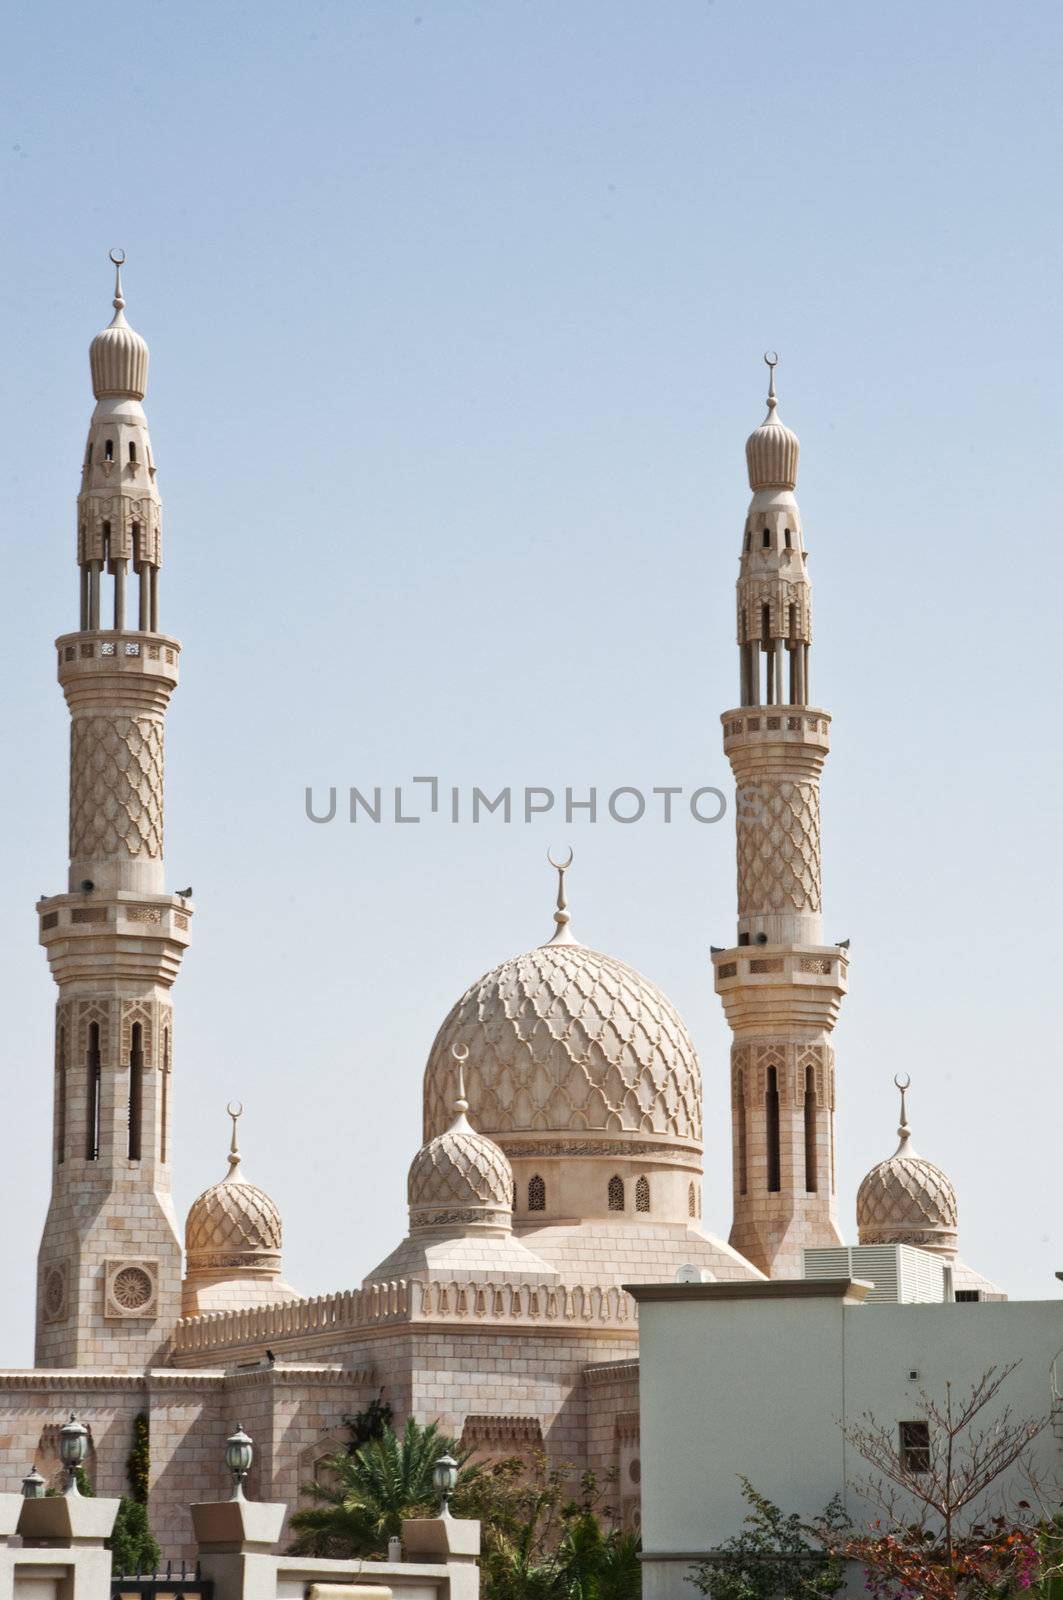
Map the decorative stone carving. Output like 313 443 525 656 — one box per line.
104 1258 158 1319
42 1263 68 1323
423 942 702 1146
69 715 164 860
736 779 821 915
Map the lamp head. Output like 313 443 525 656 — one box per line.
225 1425 254 1499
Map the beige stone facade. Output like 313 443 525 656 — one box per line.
1 277 1003 1561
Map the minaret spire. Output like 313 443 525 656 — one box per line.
711 356 849 1278
34 256 192 1368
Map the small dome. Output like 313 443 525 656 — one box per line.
856 1081 958 1257
745 356 799 492
185 1112 283 1273
89 255 148 401
409 1062 514 1231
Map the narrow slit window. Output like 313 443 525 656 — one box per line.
160 1028 171 1163
57 1027 67 1165
608 1174 625 1212
635 1175 650 1213
899 1421 930 1474
128 441 137 463
104 439 114 461
737 1070 748 1195
527 1173 545 1212
86 1022 101 1161
762 528 771 547
128 1022 143 1161
761 602 771 643
784 528 792 548
744 529 752 552
86 443 93 467
766 1066 781 1192
804 1064 818 1192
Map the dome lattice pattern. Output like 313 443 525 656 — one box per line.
408 1125 513 1215
423 943 702 1145
185 1177 283 1267
857 1152 958 1239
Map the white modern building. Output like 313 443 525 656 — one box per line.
630 1275 1063 1600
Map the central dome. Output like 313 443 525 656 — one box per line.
423 913 702 1150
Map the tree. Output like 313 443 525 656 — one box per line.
840 1363 1049 1562
108 1498 161 1577
689 1479 848 1600
108 1411 161 1576
454 1454 640 1600
288 1417 468 1558
344 1394 394 1453
838 1363 1052 1599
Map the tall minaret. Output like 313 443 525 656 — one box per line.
35 254 192 1368
711 356 847 1278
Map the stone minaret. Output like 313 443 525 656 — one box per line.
712 356 847 1278
35 254 192 1369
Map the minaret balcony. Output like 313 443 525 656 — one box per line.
37 889 193 987
56 630 180 711
712 942 848 1034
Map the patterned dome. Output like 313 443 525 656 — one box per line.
185 1116 283 1273
408 1075 514 1231
856 1082 958 1256
422 893 702 1149
745 357 799 492
89 256 148 402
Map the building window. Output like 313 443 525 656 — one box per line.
86 1022 101 1161
954 1290 981 1303
57 1027 67 1165
688 1182 695 1217
127 1022 143 1161
744 529 752 552
784 528 792 548
899 1421 931 1474
608 1174 625 1211
737 1069 748 1195
104 439 114 461
762 528 771 547
528 1174 545 1212
635 1176 650 1213
766 1066 781 1192
128 441 137 463
803 1064 817 1193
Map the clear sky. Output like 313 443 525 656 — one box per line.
1 0 1060 1363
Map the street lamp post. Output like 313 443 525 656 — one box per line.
225 1426 254 1500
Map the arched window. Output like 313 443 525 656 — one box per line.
635 1175 650 1213
687 1181 695 1217
803 1064 818 1193
127 1022 143 1162
737 1069 748 1196
608 1174 625 1212
766 1066 781 1193
57 1027 67 1166
85 1023 101 1161
104 439 114 462
762 527 771 547
784 528 792 548
528 1174 545 1212
160 1027 171 1163
128 441 137 463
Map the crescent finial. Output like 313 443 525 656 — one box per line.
763 350 779 411
450 1043 469 1114
226 1101 243 1175
546 846 575 944
109 248 126 313
893 1074 911 1144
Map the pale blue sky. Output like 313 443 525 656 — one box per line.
1 0 1060 1361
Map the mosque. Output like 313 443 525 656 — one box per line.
0 261 1002 1556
